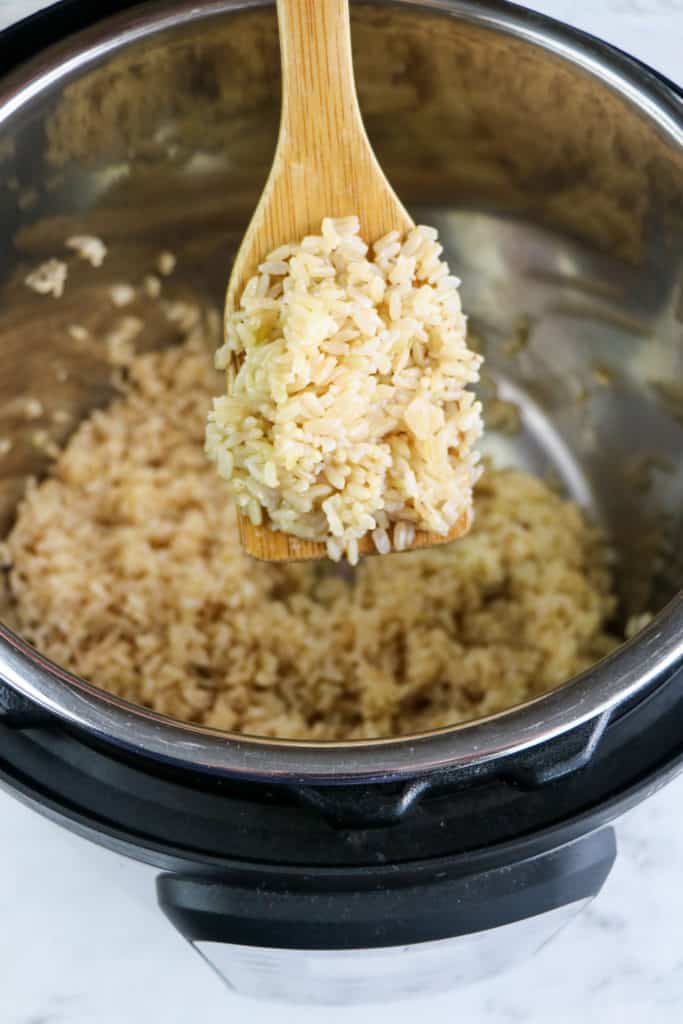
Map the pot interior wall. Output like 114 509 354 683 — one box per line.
0 2 681 634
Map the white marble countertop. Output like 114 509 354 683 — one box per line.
1 1 682 1022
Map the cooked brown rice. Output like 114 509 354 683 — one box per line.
24 258 68 298
206 217 483 563
3 325 625 741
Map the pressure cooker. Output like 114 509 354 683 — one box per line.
0 0 681 1005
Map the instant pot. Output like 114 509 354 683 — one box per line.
0 0 681 1005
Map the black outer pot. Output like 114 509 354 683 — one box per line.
0 0 682 1000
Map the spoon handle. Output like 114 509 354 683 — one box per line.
276 0 366 165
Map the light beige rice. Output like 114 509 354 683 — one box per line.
3 328 626 741
206 217 483 562
24 258 68 298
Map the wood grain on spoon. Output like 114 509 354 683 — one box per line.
225 0 471 561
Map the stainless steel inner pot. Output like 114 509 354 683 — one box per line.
0 0 681 782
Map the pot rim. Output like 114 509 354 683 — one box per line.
0 0 681 783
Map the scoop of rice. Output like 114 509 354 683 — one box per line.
205 217 483 562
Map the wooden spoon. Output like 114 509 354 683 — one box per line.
225 0 472 561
